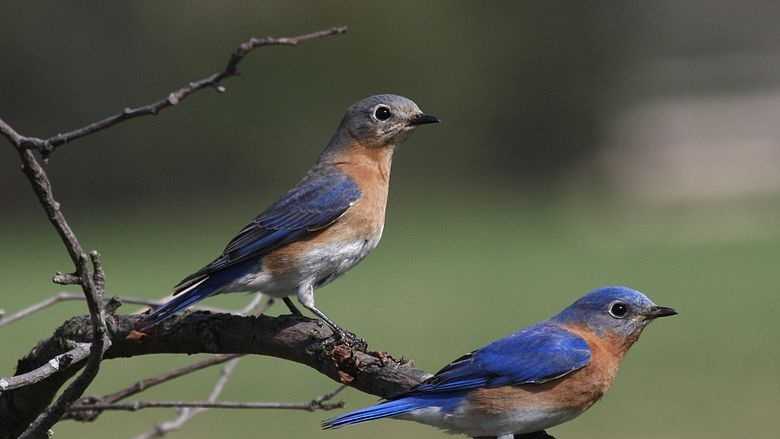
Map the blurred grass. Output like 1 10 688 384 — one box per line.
1 195 779 438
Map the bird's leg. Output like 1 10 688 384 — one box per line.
297 286 365 347
283 297 303 316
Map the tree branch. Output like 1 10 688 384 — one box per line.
132 355 242 439
0 292 241 328
2 117 110 439
0 311 428 439
67 398 344 413
64 294 271 423
65 354 240 423
0 25 349 439
0 343 91 393
1 26 346 159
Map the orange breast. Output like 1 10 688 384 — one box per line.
262 145 392 276
468 326 622 416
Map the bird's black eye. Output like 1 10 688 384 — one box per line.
374 106 392 121
609 302 629 318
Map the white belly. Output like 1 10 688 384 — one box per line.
299 236 381 288
226 236 381 297
402 404 582 437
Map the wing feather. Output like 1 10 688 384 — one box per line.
410 323 591 394
174 167 361 293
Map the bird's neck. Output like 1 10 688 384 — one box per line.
320 134 395 183
562 323 635 361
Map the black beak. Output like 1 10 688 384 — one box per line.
646 306 678 319
408 113 440 126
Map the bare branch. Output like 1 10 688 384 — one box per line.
0 26 346 159
0 292 83 328
0 344 90 393
64 295 270 423
120 360 343 439
0 118 111 438
130 357 243 439
0 312 428 438
67 354 241 424
68 398 345 413
18 253 109 439
0 25 347 439
0 292 242 329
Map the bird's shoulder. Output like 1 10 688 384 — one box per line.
409 322 592 395
223 165 362 251
173 166 362 292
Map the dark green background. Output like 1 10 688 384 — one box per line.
2 2 778 438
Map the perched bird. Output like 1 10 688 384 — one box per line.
323 286 677 438
138 94 439 337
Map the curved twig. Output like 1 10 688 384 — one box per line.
1 26 346 159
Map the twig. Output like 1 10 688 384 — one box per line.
0 344 91 393
124 361 343 439
0 292 237 328
0 25 348 438
0 116 111 438
0 292 235 404
0 26 346 159
68 398 345 412
17 253 109 439
67 354 240 423
65 294 270 422
131 357 241 439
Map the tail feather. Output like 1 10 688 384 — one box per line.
322 398 422 429
323 393 466 430
137 281 213 330
138 259 258 330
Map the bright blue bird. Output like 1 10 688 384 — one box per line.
323 286 677 438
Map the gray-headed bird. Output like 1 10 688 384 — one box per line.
138 94 439 339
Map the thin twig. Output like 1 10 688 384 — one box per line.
131 357 242 439
121 296 280 438
0 344 91 393
66 354 240 422
4 130 110 439
0 292 235 328
0 26 346 159
68 398 345 412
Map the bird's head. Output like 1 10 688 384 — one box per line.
337 94 439 148
553 286 677 348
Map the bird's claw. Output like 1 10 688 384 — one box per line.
334 328 367 350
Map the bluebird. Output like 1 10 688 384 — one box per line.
138 94 439 338
323 286 677 438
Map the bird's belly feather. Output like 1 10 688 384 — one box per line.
401 403 580 437
225 234 381 297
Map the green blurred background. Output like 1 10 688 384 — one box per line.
2 1 779 438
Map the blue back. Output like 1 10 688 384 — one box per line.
323 322 591 429
174 165 361 293
411 322 591 393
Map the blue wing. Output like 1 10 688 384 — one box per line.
137 166 362 328
322 323 591 429
173 165 362 293
411 322 591 393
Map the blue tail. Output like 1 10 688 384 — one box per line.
322 395 461 430
137 262 253 330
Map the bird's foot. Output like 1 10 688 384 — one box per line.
332 327 368 350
